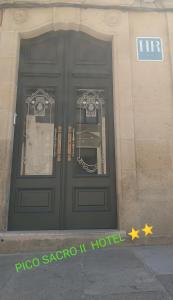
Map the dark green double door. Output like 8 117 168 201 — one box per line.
8 31 117 230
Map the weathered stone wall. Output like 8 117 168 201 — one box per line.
128 11 173 235
0 0 173 239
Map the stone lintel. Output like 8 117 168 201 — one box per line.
0 0 172 13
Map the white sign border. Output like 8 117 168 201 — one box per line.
136 36 164 62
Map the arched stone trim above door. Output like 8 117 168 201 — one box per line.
2 7 124 38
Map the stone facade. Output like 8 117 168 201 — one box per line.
0 0 173 240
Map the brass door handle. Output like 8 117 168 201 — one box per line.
72 128 75 158
57 126 62 162
68 126 72 161
54 126 62 162
53 128 57 158
67 127 75 161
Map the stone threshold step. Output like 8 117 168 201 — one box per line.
0 230 126 254
0 230 173 253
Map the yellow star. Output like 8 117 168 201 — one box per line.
142 224 153 236
128 227 140 240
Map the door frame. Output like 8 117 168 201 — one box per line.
8 30 117 230
1 13 135 232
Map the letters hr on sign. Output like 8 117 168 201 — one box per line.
15 233 125 273
136 37 163 61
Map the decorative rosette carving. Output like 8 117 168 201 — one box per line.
104 11 122 27
13 9 28 24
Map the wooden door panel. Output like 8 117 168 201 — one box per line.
20 31 64 75
63 33 117 229
8 75 63 230
69 31 112 76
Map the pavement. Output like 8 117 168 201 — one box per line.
0 244 173 300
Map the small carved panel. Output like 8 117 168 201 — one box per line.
71 32 112 74
73 188 110 212
76 35 108 65
15 189 54 213
20 32 63 74
104 11 122 27
13 9 28 24
26 38 57 63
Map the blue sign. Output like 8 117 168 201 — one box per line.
136 37 163 61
